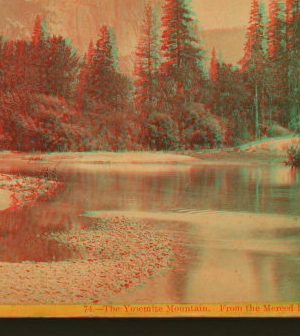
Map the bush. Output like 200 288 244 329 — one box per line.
220 108 253 146
146 113 179 151
0 92 92 152
266 122 295 138
288 115 300 134
285 142 300 168
177 104 228 149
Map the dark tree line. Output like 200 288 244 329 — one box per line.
0 16 78 98
0 0 298 152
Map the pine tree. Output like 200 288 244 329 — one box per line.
75 40 95 110
32 15 45 47
286 0 293 51
286 0 300 120
47 35 79 99
268 0 284 61
240 0 267 138
209 47 218 83
90 26 117 105
267 0 287 124
240 0 266 75
31 15 50 94
160 0 205 105
134 4 160 114
87 40 95 64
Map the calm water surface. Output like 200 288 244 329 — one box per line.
0 160 300 303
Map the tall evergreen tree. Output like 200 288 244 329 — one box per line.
90 26 116 104
32 15 45 47
268 0 284 61
286 0 293 50
134 4 160 113
240 0 267 138
31 15 50 94
47 35 79 99
267 0 287 124
212 61 247 115
240 0 266 74
89 26 128 110
209 47 218 83
286 0 300 120
75 40 95 110
160 0 205 105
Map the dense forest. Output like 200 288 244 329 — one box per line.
0 0 299 152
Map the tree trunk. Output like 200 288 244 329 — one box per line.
255 83 259 139
261 84 265 136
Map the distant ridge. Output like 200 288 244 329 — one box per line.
0 0 247 72
199 27 247 65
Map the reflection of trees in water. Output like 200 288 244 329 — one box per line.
3 164 299 263
272 257 300 301
247 251 278 301
154 220 204 303
64 168 191 212
248 250 300 302
0 167 87 262
60 165 300 216
0 206 78 262
190 165 300 215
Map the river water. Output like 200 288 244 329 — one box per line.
0 161 300 303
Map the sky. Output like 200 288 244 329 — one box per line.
192 0 271 30
0 0 272 33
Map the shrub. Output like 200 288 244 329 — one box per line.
285 141 300 168
177 104 228 149
0 92 92 152
288 115 300 134
146 113 179 151
266 122 295 138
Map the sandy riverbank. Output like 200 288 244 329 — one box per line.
1 135 298 167
0 210 299 304
0 216 185 304
23 152 200 164
186 136 300 165
189 150 286 165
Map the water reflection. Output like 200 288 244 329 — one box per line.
53 163 300 217
0 162 300 302
0 206 79 262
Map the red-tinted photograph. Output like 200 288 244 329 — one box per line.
0 0 299 317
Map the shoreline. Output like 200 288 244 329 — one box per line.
0 148 289 166
0 216 184 304
186 150 286 166
0 137 295 212
0 173 62 211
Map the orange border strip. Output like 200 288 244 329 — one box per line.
1 304 300 317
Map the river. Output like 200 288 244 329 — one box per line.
0 161 300 303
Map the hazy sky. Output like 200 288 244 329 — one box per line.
192 0 270 30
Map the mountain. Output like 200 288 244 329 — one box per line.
0 0 246 72
200 27 247 65
0 0 163 54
